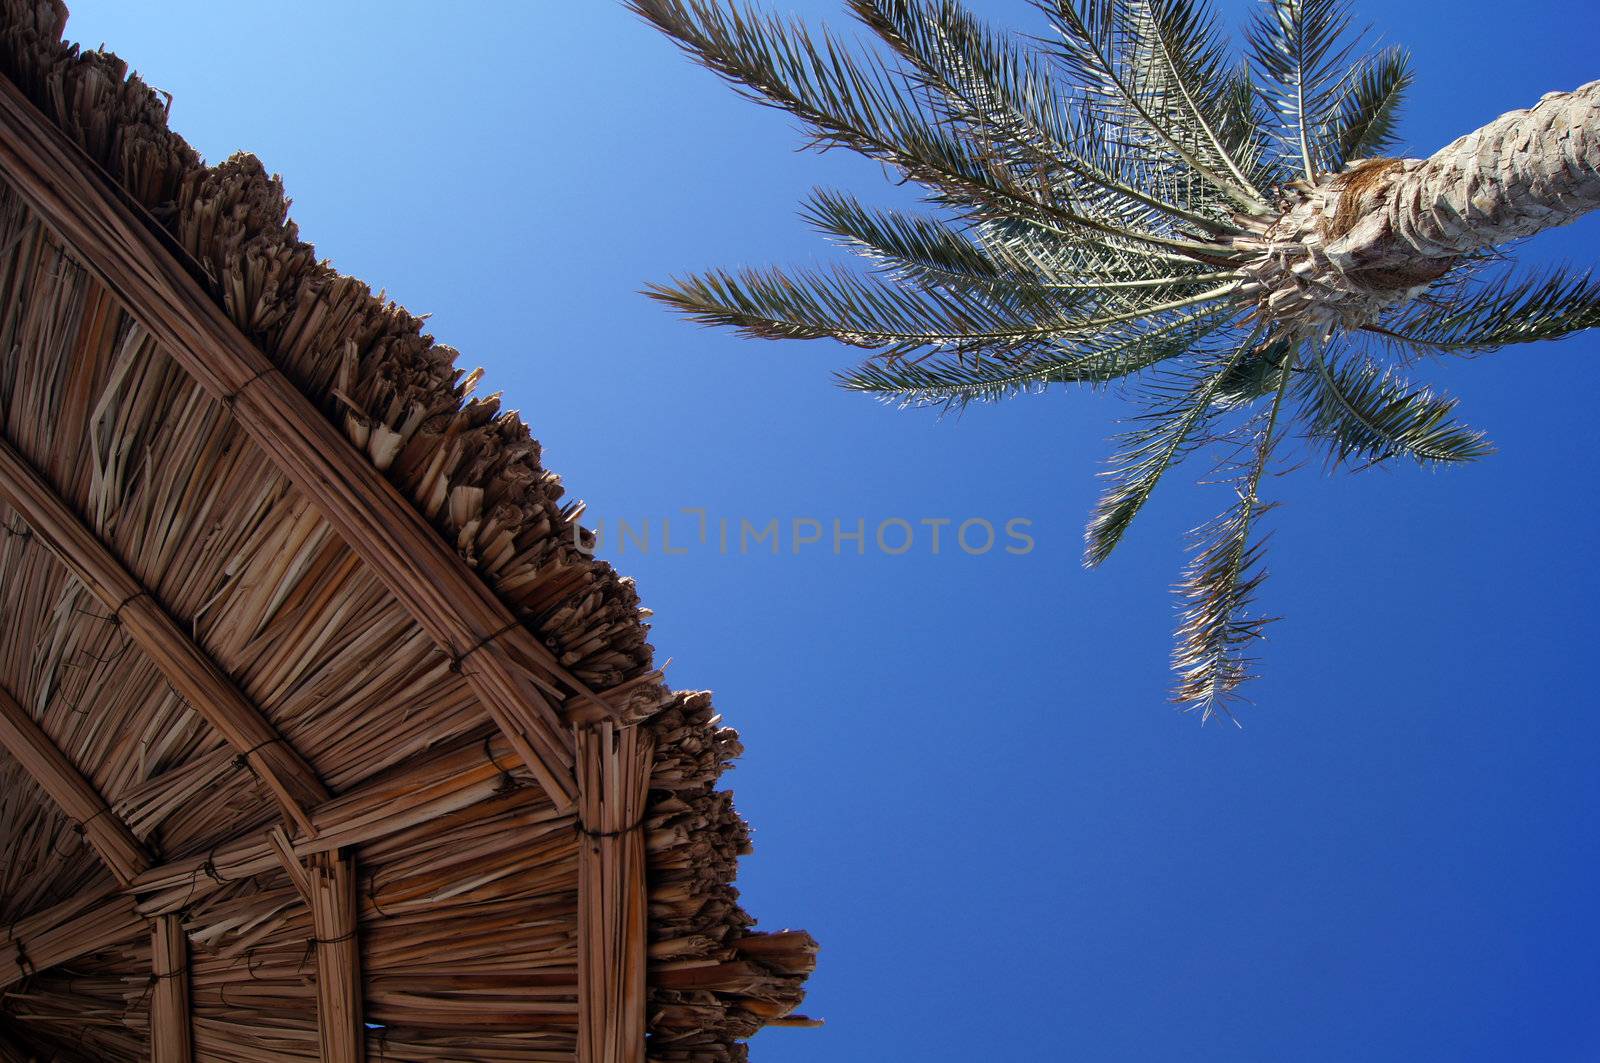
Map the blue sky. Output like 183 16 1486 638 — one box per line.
61 2 1600 1060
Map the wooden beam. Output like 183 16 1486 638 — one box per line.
576 723 652 1063
0 436 327 835
0 72 614 810
149 914 193 1063
308 850 365 1063
0 686 195 1059
0 730 548 989
133 730 538 914
0 887 143 988
0 683 149 886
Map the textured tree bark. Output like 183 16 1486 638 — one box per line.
1241 80 1600 331
1324 79 1600 273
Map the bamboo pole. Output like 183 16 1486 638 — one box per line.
576 722 652 1063
150 913 193 1063
309 849 365 1063
0 436 327 833
0 681 149 885
0 70 620 810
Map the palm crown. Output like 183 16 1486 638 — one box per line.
633 0 1600 719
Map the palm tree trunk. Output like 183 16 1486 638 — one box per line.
1323 79 1600 274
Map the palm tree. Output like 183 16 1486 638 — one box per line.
630 0 1600 719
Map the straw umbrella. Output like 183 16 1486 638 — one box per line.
0 2 816 1058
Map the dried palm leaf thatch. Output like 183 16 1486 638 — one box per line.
0 1 815 1059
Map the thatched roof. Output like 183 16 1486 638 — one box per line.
0 2 815 1059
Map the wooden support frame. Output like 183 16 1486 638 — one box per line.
0 683 149 885
0 71 625 811
0 437 327 834
134 730 538 914
149 914 193 1063
0 683 196 1057
1 729 538 988
576 723 653 1063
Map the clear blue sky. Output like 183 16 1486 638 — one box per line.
61 2 1600 1060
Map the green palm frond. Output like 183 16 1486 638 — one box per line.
628 0 1060 227
980 212 1225 285
1372 266 1600 355
1173 357 1292 719
1085 331 1257 566
631 0 1235 256
1247 0 1362 178
856 0 1239 232
1136 0 1272 198
1296 342 1492 467
1038 0 1270 210
837 305 1230 406
803 188 1014 287
803 187 1234 298
1214 338 1294 405
1212 63 1282 190
1329 45 1412 164
645 263 1241 355
645 265 1078 352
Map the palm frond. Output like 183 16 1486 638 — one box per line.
645 264 1078 353
856 0 1253 232
1085 329 1259 565
1211 63 1284 190
855 0 1159 227
978 211 1224 285
1329 44 1411 164
1247 0 1362 178
1371 265 1600 354
628 0 1053 225
1137 0 1273 200
1296 342 1492 467
838 305 1231 406
646 263 1239 356
631 0 1235 256
1038 0 1271 210
1214 337 1294 405
803 187 1012 285
803 187 1235 299
1172 357 1292 720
